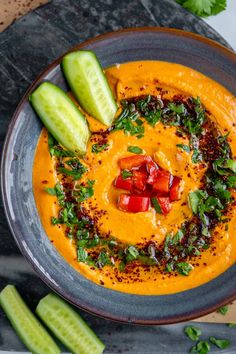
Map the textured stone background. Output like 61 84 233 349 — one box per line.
0 1 235 353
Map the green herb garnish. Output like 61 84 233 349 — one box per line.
176 262 192 276
92 143 109 154
228 323 236 328
190 341 210 354
176 144 190 153
209 336 230 349
113 101 144 137
77 247 88 262
176 0 227 18
58 159 87 180
126 246 139 262
151 197 162 214
48 133 75 157
97 250 113 268
45 187 57 196
184 326 202 341
76 180 95 202
127 146 143 154
121 170 133 179
45 183 64 206
217 305 228 315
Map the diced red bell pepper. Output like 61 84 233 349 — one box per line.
152 170 171 194
170 177 181 201
119 155 150 170
132 171 147 191
152 196 171 215
146 160 159 184
118 194 150 213
114 175 133 191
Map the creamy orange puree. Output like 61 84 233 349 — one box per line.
33 61 236 295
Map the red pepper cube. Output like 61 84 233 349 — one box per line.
146 160 159 184
152 170 171 194
119 155 150 170
170 177 182 201
132 170 147 191
157 196 172 214
114 175 133 191
118 194 150 213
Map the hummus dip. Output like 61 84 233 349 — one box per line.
33 61 236 295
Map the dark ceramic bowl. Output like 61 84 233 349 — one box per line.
2 28 236 325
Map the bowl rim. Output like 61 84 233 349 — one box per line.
1 27 236 325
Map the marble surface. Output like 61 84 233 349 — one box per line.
0 0 236 353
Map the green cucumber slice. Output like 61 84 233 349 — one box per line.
62 50 117 126
0 285 60 354
36 293 105 354
30 82 90 155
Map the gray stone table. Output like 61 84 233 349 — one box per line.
0 0 235 353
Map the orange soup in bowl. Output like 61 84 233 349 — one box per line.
33 61 236 295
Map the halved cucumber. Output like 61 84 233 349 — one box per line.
62 50 117 126
30 82 90 155
36 293 105 354
0 285 60 354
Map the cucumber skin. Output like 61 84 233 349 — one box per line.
62 50 117 127
0 285 60 354
29 82 90 155
36 293 105 354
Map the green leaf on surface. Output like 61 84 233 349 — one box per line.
217 305 228 315
190 340 210 354
184 326 202 341
176 0 226 18
228 323 236 328
210 0 227 15
209 336 230 349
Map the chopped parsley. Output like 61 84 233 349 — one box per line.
48 133 75 157
176 144 190 153
127 146 143 154
176 262 192 276
190 341 210 354
112 100 144 137
209 337 230 349
184 326 202 341
217 305 229 315
76 180 95 202
121 170 133 179
228 323 236 328
97 250 113 268
176 0 227 17
45 183 64 206
58 159 87 180
92 143 109 154
151 197 162 214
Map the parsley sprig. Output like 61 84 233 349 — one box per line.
176 0 227 17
